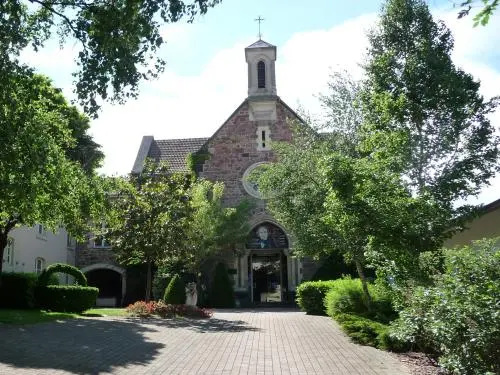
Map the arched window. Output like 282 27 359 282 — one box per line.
35 257 45 274
257 61 266 88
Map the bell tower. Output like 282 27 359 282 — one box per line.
245 40 277 98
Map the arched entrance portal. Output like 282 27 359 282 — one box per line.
246 222 290 304
81 264 126 307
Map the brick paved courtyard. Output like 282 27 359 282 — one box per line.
0 309 410 374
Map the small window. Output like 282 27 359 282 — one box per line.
257 61 266 88
35 257 45 274
66 233 75 248
4 238 14 266
262 130 266 148
93 223 110 248
36 224 47 239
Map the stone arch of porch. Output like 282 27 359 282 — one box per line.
81 263 126 306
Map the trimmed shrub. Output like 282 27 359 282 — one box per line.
36 285 99 313
163 274 186 305
391 240 500 374
36 263 97 312
296 280 336 315
0 273 39 308
324 277 395 322
335 313 389 347
210 262 235 308
38 263 87 286
0 272 60 309
324 278 367 316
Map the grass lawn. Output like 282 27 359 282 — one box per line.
0 309 79 325
0 308 128 325
81 308 128 317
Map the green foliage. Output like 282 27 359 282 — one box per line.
0 273 60 309
209 263 235 308
361 0 499 256
0 69 109 274
38 263 88 287
186 152 210 174
189 179 252 262
36 285 99 313
324 278 371 317
323 278 395 322
163 274 186 305
0 273 39 309
295 280 337 315
335 313 390 348
457 0 498 26
152 274 171 301
391 239 500 374
0 0 221 116
108 161 250 302
310 253 358 281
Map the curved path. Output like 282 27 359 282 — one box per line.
0 309 410 374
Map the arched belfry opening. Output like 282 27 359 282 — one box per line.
257 61 266 88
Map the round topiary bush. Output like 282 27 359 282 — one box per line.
37 263 88 286
35 263 98 312
163 274 186 305
210 262 235 308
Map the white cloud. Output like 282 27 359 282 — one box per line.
17 9 500 205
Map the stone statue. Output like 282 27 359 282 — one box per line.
185 282 198 306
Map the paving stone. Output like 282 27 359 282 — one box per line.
0 309 410 374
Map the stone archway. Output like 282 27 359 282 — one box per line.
81 263 126 307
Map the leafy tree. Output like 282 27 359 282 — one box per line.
456 0 498 26
107 160 250 302
360 0 499 268
188 179 252 268
0 0 221 116
256 73 384 307
107 161 193 302
0 67 108 274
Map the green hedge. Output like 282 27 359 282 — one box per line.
391 240 500 374
0 273 38 309
38 263 87 286
36 285 99 312
0 273 59 309
296 280 336 315
210 262 235 308
323 277 395 323
163 274 186 305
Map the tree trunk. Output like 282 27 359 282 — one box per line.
0 230 7 275
354 258 372 312
145 259 152 302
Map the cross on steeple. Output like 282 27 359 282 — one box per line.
255 16 264 39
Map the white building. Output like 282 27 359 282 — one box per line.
2 224 76 282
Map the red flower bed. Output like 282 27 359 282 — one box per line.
126 300 213 319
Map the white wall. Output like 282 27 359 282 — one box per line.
2 224 76 283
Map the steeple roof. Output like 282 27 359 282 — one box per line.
246 39 275 49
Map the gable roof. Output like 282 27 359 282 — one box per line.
132 97 305 174
246 39 275 49
147 137 209 172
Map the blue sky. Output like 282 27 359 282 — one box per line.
20 0 500 203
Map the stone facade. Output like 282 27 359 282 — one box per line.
80 39 321 305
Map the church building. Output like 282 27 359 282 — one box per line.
77 40 319 306
132 39 320 304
